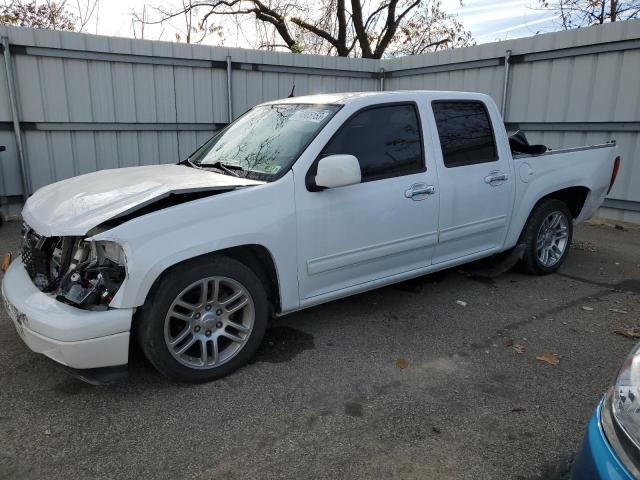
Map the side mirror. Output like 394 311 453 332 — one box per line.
315 154 361 189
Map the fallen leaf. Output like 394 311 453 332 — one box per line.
581 306 594 311
456 300 467 307
396 357 408 369
1 253 11 272
432 426 441 434
44 429 51 436
571 240 597 252
615 328 640 339
610 308 628 314
504 339 514 347
536 352 560 365
512 344 525 354
511 406 527 412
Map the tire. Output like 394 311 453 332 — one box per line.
519 198 573 275
136 254 268 383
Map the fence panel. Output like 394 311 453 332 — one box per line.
385 21 640 221
0 22 638 222
0 25 379 201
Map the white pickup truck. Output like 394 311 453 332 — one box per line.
1 91 621 383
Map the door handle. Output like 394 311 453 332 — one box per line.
484 172 508 185
404 183 436 200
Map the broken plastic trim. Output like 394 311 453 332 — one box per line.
60 364 128 385
508 130 548 155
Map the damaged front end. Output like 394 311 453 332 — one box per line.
21 224 126 311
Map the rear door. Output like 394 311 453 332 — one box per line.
429 100 514 264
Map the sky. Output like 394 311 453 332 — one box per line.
445 0 558 44
73 0 560 49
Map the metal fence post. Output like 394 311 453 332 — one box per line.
501 49 512 120
226 55 233 122
2 36 30 203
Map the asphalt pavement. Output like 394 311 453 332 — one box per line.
1 219 639 479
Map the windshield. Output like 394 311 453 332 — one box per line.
190 103 341 180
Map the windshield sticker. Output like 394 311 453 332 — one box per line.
262 164 282 174
290 109 332 123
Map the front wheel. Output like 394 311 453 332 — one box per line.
136 255 268 383
519 199 573 275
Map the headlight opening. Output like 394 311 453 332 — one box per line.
56 240 126 310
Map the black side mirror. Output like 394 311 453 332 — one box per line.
0 146 6 152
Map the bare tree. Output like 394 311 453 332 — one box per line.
132 3 148 39
132 0 223 43
0 0 75 30
135 0 473 58
0 0 99 31
72 0 99 31
539 0 640 28
387 0 473 56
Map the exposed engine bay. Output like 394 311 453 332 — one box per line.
21 224 126 311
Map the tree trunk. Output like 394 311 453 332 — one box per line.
350 0 373 58
610 0 617 21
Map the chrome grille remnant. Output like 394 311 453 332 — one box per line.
21 225 60 291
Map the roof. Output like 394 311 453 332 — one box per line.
263 91 382 105
261 90 489 106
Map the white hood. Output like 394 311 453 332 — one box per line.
22 164 264 236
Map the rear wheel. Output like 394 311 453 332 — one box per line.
519 199 573 275
137 255 268 383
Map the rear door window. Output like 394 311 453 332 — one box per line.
431 101 498 168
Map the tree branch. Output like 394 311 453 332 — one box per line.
290 17 338 46
350 0 373 57
364 2 390 31
373 0 421 58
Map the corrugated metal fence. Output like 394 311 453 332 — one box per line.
0 21 638 222
385 20 640 223
0 24 379 215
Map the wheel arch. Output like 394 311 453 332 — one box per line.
139 244 283 316
216 244 282 315
509 185 590 246
539 186 590 219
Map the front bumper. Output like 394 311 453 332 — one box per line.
1 256 134 369
572 398 635 480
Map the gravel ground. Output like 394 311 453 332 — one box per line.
0 219 639 480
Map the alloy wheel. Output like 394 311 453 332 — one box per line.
536 211 570 267
164 276 255 369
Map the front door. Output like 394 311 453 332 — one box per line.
294 102 440 300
